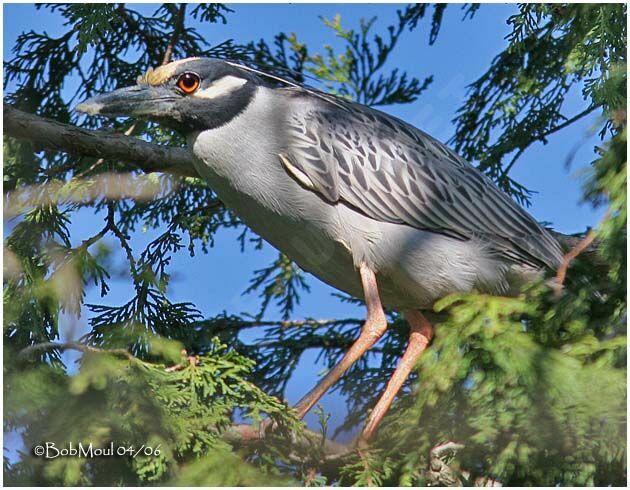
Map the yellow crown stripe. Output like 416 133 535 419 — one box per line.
137 57 200 85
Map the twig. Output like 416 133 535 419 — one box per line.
165 351 199 372
162 4 187 65
106 201 139 281
554 228 598 294
498 147 526 182
196 317 364 331
554 210 609 294
499 104 601 179
18 341 135 362
74 217 113 251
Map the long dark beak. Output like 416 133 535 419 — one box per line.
75 85 178 118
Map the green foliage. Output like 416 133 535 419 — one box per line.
60 4 119 55
337 292 626 486
244 252 311 320
3 2 626 486
584 127 627 296
450 3 627 204
298 9 433 106
168 449 293 486
5 338 300 485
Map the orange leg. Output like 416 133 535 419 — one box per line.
359 310 434 444
293 263 387 419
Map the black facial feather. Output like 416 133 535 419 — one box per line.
164 59 264 132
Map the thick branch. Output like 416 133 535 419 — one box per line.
3 104 200 178
225 423 354 464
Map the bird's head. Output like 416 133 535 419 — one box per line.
75 57 263 132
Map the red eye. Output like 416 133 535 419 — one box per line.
177 72 200 94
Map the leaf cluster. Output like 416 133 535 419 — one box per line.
450 3 627 204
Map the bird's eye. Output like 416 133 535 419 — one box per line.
176 72 200 94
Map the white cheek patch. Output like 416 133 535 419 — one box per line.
193 75 247 99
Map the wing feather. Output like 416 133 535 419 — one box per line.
281 94 563 269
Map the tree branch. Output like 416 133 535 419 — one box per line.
554 228 599 295
74 5 188 180
162 4 187 65
3 104 200 178
499 104 602 179
225 423 354 462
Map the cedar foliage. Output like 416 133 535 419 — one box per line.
3 3 626 486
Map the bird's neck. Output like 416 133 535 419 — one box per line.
186 87 295 214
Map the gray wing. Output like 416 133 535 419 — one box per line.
281 95 563 269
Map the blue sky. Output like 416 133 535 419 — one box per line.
4 3 605 443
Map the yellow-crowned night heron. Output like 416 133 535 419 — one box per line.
77 58 562 444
